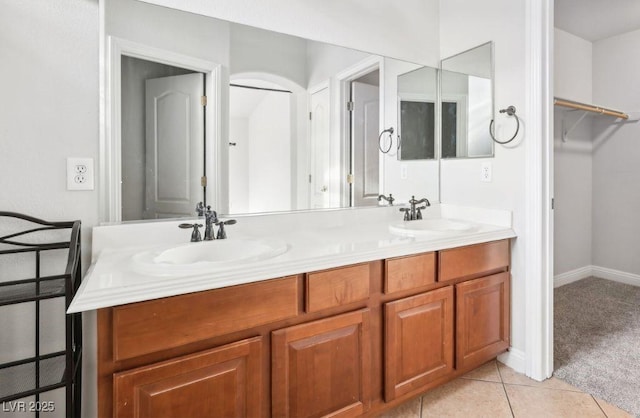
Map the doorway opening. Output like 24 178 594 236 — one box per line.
120 56 206 221
349 70 380 207
228 79 293 214
103 37 219 222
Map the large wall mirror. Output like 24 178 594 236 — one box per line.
104 0 440 222
440 42 494 159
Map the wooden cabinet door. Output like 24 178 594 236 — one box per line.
456 272 510 371
272 309 371 418
113 337 262 418
384 286 454 401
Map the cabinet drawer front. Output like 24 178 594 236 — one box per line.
113 276 299 361
306 263 371 312
439 239 509 282
114 337 262 418
385 252 436 294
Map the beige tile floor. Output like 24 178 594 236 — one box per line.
381 360 633 418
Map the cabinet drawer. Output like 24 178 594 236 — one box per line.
114 337 262 418
438 240 509 282
385 252 436 294
112 276 299 361
306 263 370 312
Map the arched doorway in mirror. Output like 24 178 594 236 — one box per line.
228 74 307 214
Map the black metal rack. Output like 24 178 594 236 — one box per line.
0 212 82 417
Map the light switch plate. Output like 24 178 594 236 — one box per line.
67 158 95 190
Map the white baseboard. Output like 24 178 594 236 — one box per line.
591 265 640 287
554 265 593 288
554 265 640 288
498 347 526 374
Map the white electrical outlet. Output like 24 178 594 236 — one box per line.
400 164 408 180
67 158 94 190
481 162 492 182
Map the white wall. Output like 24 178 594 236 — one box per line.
306 41 371 88
139 0 441 66
0 0 99 237
247 92 292 212
0 1 99 416
553 29 593 276
439 0 530 370
554 29 592 103
228 117 250 212
230 23 307 88
592 29 640 276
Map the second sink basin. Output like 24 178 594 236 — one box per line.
389 218 478 237
131 238 289 276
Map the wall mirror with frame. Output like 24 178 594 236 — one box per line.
440 41 494 159
102 0 441 222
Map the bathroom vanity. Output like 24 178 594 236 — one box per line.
69 205 515 417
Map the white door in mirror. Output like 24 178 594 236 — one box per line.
66 158 94 190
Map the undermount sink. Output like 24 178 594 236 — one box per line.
131 238 289 276
388 218 478 237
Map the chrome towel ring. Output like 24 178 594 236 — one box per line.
489 105 520 145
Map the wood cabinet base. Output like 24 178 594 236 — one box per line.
98 240 511 418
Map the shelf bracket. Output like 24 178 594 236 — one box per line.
561 111 588 142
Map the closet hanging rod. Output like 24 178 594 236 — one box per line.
554 98 629 120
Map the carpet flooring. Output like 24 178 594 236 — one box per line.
554 277 640 417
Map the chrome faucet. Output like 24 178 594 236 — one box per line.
377 193 395 206
203 206 218 240
185 202 236 240
400 195 431 221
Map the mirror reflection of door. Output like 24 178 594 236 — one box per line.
309 85 331 209
228 81 292 214
121 56 205 221
350 75 380 207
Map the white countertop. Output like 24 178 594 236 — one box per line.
68 204 516 313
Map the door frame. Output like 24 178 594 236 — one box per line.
523 0 554 381
101 36 221 222
335 56 384 207
307 81 331 209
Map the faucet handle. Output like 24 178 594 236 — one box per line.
399 208 410 221
416 206 426 220
215 219 237 239
179 223 203 242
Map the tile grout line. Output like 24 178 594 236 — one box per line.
496 361 516 417
591 394 610 418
